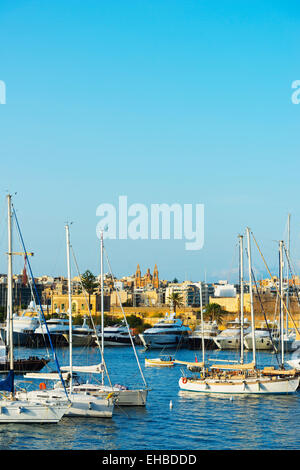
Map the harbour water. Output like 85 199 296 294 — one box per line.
1 345 300 450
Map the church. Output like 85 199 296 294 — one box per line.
134 264 159 289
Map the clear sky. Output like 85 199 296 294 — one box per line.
0 0 299 283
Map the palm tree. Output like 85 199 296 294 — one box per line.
167 292 184 312
203 303 226 325
81 270 98 311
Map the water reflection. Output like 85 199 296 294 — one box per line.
2 346 300 449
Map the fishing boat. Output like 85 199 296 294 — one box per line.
139 312 191 349
179 230 300 395
0 195 69 423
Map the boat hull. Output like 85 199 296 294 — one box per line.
139 333 188 349
214 337 240 350
18 389 114 418
187 337 218 350
72 384 148 406
244 336 273 351
145 358 174 367
0 357 49 374
179 376 300 394
0 399 68 423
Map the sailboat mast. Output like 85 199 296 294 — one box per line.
100 230 104 385
239 235 244 364
65 224 73 394
199 282 205 374
7 195 13 375
246 227 256 366
286 214 290 333
279 240 284 367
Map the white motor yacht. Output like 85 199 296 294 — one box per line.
33 316 69 347
214 318 251 350
139 312 191 349
187 321 219 350
100 321 134 346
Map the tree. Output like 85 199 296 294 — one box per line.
81 270 98 310
203 303 226 325
166 292 184 312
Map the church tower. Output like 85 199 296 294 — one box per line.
153 264 159 288
135 264 141 288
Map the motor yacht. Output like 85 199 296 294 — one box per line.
139 313 191 349
187 321 219 350
214 318 251 350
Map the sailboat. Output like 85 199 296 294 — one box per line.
26 224 116 418
71 230 149 406
179 229 300 395
0 195 69 423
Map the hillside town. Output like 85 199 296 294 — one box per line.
1 263 300 330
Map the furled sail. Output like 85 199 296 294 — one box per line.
0 370 14 392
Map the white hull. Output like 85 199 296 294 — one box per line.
103 340 130 347
72 384 148 406
139 333 186 349
214 337 240 350
286 359 300 370
64 394 114 417
179 376 300 394
244 336 273 351
145 358 174 367
0 399 68 423
18 389 114 418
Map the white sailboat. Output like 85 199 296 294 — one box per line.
21 224 115 418
0 195 69 423
75 231 149 406
179 230 300 395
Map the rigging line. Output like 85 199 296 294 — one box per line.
247 259 280 365
282 242 300 308
103 246 148 389
11 204 70 402
250 230 300 336
12 223 51 357
69 244 113 390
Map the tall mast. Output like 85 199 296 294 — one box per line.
199 282 205 374
246 227 256 366
100 230 104 385
286 214 291 333
239 235 244 364
65 223 73 394
7 195 13 376
279 240 284 367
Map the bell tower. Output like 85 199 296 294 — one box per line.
153 264 159 288
135 264 141 288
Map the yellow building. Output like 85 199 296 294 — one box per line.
51 293 110 315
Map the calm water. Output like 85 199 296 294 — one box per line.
1 345 300 450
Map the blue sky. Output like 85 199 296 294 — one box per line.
0 0 299 283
